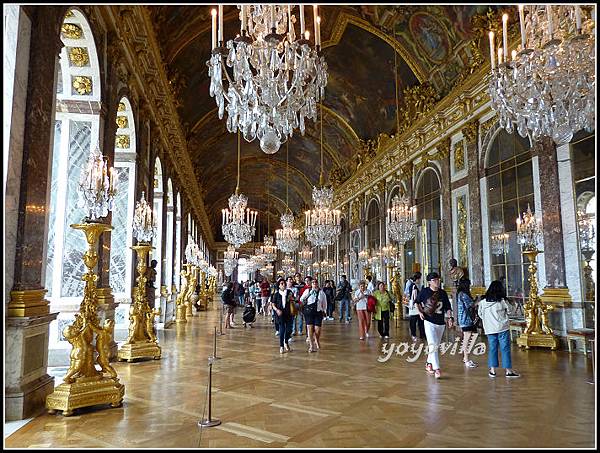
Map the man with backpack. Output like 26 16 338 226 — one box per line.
336 275 352 323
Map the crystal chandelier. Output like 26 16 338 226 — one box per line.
488 5 595 145
222 133 257 248
299 244 313 266
577 210 595 253
185 236 200 264
78 145 117 221
276 212 300 253
516 204 544 252
207 5 328 154
275 143 300 253
381 244 397 267
261 235 277 262
305 104 341 247
490 219 510 256
388 194 417 244
132 191 157 243
224 244 239 275
281 254 295 275
358 249 370 268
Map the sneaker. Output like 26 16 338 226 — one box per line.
345 320 350 324
280 347 285 354
434 369 441 379
464 360 478 368
488 369 497 378
505 371 520 378
425 362 434 374
359 337 365 340
384 335 389 339
284 343 291 352
411 336 417 342
365 333 370 338
288 337 294 343
275 331 279 336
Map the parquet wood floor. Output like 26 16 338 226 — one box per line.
5 302 596 448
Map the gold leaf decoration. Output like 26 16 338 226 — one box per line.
117 102 126 112
116 115 128 129
64 10 75 18
68 47 89 67
457 195 469 269
72 76 92 95
115 134 130 149
61 23 83 39
454 140 465 172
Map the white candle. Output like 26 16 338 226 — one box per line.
489 31 496 69
316 15 321 47
222 209 225 225
271 5 275 30
502 14 508 63
518 5 526 49
511 49 517 61
211 8 217 49
288 5 292 37
498 47 503 66
240 5 246 33
218 5 223 43
313 5 318 44
547 5 553 37
575 5 582 30
300 4 305 34
304 30 310 41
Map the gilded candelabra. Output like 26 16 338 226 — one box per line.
187 265 198 317
117 243 162 362
516 206 558 349
175 265 191 323
46 222 124 416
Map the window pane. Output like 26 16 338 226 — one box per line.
45 120 62 298
502 200 518 233
487 173 502 205
109 166 130 294
516 162 534 197
501 167 517 201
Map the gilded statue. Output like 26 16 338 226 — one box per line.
145 308 160 343
390 271 403 306
539 303 554 335
62 317 100 384
523 300 537 335
91 319 118 380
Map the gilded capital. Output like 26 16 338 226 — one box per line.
436 137 451 159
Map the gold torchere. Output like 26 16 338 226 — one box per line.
175 263 192 323
517 250 559 350
117 243 161 362
46 222 124 417
199 271 208 310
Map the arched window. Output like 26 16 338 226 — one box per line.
45 8 101 307
152 157 164 305
165 178 175 295
338 217 347 278
175 192 182 291
367 199 381 251
109 97 136 303
485 129 533 305
415 169 441 276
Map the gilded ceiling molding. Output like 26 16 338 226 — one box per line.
462 119 479 144
324 11 426 83
106 6 217 249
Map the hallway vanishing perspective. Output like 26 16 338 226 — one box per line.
6 305 595 448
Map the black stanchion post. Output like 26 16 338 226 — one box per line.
213 326 221 360
198 355 221 428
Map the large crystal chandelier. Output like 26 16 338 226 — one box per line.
207 5 328 154
132 191 157 243
281 254 295 275
78 145 117 221
388 194 417 245
261 235 277 262
488 5 595 145
305 103 341 247
185 235 200 264
490 219 509 256
276 212 300 253
222 132 257 248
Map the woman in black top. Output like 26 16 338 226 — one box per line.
323 280 335 321
416 272 454 379
221 282 236 329
272 278 295 354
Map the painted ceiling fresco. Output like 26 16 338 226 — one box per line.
148 5 492 237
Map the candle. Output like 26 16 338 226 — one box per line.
489 31 496 70
511 49 517 61
316 15 321 47
575 5 582 31
222 209 225 225
304 30 310 41
518 5 526 49
240 5 246 34
218 5 223 44
300 4 305 34
547 5 553 37
498 47 503 66
271 4 275 30
313 5 318 44
502 13 508 63
288 4 292 37
211 8 217 49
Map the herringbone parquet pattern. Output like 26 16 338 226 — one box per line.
5 302 596 448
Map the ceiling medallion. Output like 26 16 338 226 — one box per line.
207 5 328 154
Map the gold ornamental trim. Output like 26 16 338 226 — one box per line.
8 289 50 317
61 23 82 39
517 333 559 350
540 287 573 307
117 102 126 112
117 341 161 362
68 47 90 67
46 377 124 416
72 76 92 95
115 134 130 149
116 115 128 129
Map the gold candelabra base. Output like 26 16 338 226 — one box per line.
46 376 124 417
516 333 559 350
117 341 161 362
175 304 188 323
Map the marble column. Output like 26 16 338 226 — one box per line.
439 154 453 288
6 7 65 420
463 121 486 291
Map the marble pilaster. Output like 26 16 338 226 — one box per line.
465 136 485 287
439 156 453 286
5 313 58 420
